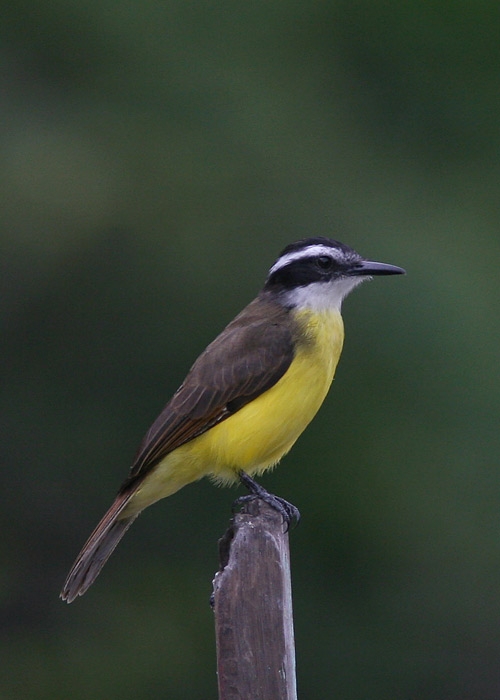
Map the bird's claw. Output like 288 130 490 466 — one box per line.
232 492 300 531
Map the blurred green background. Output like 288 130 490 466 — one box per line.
2 1 500 698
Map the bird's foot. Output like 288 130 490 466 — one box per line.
233 471 300 531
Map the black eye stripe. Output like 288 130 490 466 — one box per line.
266 254 343 290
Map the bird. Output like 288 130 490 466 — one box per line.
61 237 405 602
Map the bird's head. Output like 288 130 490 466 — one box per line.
264 237 405 310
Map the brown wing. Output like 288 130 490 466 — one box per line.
120 295 294 491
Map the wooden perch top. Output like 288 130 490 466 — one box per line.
212 499 297 700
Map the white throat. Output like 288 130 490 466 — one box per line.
284 277 368 312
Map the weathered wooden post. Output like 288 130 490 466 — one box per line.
212 499 297 700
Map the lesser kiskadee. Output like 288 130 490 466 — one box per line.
61 237 404 602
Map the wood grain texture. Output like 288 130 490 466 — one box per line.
213 500 297 700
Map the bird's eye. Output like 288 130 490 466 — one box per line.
317 255 333 270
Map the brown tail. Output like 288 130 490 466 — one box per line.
60 491 138 603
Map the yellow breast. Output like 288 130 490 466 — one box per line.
203 306 344 482
127 307 344 513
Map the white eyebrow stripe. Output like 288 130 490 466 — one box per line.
269 245 341 275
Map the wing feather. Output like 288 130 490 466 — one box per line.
120 296 294 490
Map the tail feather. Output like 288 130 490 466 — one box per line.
61 491 138 603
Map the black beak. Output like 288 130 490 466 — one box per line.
349 260 406 276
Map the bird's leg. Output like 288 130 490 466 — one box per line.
233 471 300 530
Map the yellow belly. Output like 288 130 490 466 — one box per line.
126 307 344 514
